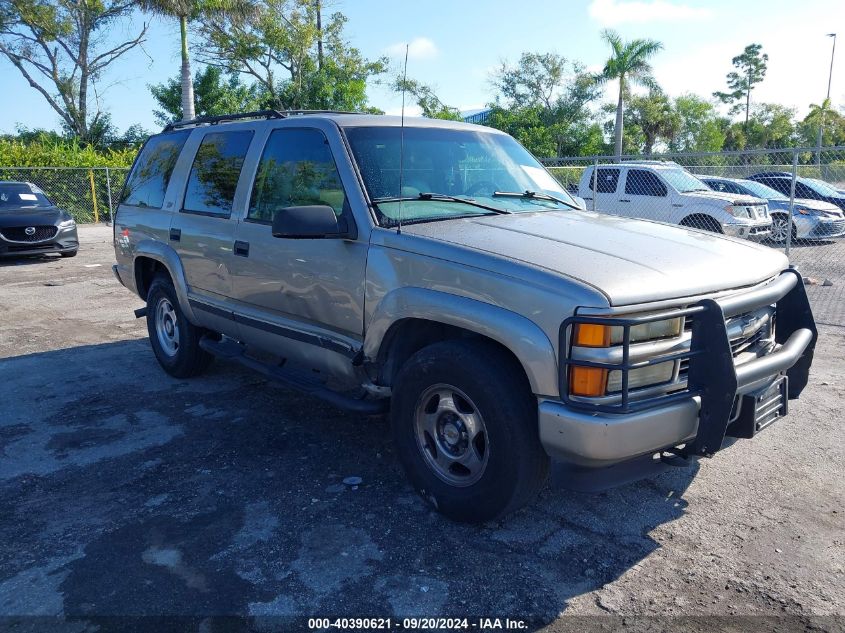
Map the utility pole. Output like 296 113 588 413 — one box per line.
816 33 836 166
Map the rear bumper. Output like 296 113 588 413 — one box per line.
542 268 816 468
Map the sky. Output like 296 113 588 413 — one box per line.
1 0 843 136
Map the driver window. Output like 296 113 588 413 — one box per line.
248 128 347 223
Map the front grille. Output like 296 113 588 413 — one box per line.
0 225 58 242
811 219 845 237
679 309 772 378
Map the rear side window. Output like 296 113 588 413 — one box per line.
625 170 667 197
183 131 253 216
592 168 620 193
121 130 190 208
248 128 347 223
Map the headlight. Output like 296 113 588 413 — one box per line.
58 218 76 229
572 318 681 348
607 361 674 393
725 205 750 218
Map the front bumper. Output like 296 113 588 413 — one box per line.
808 217 845 239
0 225 78 257
540 269 816 467
723 220 771 241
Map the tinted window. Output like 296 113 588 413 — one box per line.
794 182 816 199
591 168 619 193
121 130 190 208
708 180 743 195
625 170 667 196
183 131 253 216
248 128 347 223
758 177 792 195
0 182 52 209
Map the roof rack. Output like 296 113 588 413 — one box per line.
162 109 368 132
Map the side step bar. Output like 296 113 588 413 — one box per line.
199 336 388 415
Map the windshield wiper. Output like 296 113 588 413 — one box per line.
371 192 511 215
492 190 580 210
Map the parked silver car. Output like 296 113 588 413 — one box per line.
701 176 845 243
112 111 816 522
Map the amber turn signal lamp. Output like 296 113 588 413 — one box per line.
573 323 611 347
569 367 608 397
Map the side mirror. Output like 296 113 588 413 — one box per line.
271 205 344 239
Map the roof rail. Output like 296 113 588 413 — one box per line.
162 109 369 132
163 110 285 132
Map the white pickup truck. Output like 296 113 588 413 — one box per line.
577 161 772 240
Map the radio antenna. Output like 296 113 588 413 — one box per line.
396 43 409 235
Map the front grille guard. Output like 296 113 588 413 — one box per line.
559 268 817 457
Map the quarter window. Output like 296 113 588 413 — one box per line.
121 130 190 209
625 170 667 197
248 128 347 223
183 131 253 216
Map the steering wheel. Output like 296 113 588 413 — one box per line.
465 180 500 197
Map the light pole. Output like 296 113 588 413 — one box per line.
816 33 836 166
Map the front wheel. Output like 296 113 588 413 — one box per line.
390 340 549 523
769 214 796 244
146 274 213 378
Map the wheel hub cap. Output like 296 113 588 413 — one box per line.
154 297 180 358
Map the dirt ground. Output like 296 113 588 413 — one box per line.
0 225 843 632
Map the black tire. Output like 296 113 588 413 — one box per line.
390 339 549 523
60 249 78 258
146 274 214 378
681 215 722 233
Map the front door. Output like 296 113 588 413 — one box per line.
230 127 368 343
619 168 671 222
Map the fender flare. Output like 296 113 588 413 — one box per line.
675 204 729 227
133 240 198 323
364 287 560 397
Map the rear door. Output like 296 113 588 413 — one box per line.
170 129 254 302
619 169 670 221
590 167 622 214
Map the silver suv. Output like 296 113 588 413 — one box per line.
113 111 817 522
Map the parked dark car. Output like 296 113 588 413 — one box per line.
748 172 845 212
701 176 845 243
0 181 78 258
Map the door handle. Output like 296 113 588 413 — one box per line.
169 228 181 241
619 199 631 203
234 240 250 257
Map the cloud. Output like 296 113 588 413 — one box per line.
588 0 711 26
385 37 439 61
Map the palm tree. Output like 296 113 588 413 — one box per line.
598 30 663 159
138 0 253 122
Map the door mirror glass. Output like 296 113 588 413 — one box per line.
272 205 342 238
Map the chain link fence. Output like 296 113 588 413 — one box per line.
542 147 845 327
0 167 130 224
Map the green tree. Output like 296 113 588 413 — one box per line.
391 77 460 120
0 0 147 142
597 30 663 159
713 43 768 135
669 94 725 153
744 103 796 149
625 88 679 154
196 0 387 111
137 0 254 122
150 65 263 125
801 99 845 147
487 51 603 157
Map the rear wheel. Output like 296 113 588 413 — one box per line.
146 274 213 378
390 339 549 523
770 214 796 244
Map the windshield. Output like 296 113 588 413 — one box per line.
344 126 576 225
659 169 709 193
804 178 843 197
739 179 787 200
0 182 52 209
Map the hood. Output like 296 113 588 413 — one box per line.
402 211 788 307
685 190 765 206
0 206 67 227
768 198 843 215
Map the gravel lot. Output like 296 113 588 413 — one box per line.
1 225 843 632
